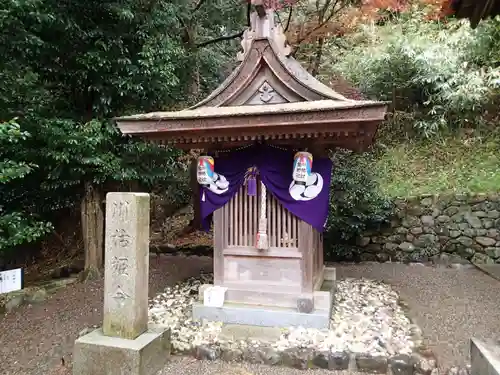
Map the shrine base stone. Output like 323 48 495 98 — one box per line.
192 302 330 329
73 325 171 375
471 338 500 375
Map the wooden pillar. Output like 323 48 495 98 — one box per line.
319 232 324 269
213 208 225 285
189 158 202 230
297 221 315 313
299 221 314 293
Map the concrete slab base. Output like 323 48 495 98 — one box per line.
471 338 500 375
193 266 336 329
73 325 171 375
323 266 336 282
473 264 500 282
192 302 330 329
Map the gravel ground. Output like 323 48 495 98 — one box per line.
158 356 360 375
334 263 500 370
150 276 416 356
1 257 499 374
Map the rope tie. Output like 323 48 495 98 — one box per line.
256 180 269 250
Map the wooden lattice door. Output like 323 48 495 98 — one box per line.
222 179 299 250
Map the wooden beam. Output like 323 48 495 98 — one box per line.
116 115 383 136
151 135 373 152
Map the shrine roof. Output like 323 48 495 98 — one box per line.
114 8 388 151
117 99 384 122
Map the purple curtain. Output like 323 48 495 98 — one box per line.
200 144 332 232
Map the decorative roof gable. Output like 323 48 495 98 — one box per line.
190 9 350 109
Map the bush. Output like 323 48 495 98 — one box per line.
0 120 53 255
329 7 500 138
323 150 393 261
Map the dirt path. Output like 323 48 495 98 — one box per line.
0 255 212 375
1 259 499 374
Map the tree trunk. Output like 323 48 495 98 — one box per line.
189 61 200 99
190 158 202 230
310 37 325 77
81 182 104 274
186 23 200 100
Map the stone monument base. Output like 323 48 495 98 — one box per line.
73 325 171 375
471 338 500 375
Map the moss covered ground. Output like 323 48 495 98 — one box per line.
374 136 500 198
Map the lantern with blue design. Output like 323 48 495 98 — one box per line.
292 151 313 184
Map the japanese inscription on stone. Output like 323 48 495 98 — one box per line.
111 256 129 277
109 230 131 304
103 192 150 340
110 229 131 248
112 285 130 307
112 200 130 220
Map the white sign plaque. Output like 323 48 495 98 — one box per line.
0 268 23 294
203 286 227 308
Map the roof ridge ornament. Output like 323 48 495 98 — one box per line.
237 8 291 62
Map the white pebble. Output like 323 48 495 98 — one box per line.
148 274 417 356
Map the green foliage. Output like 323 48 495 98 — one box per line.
0 121 32 184
0 120 53 253
375 136 500 198
330 7 500 138
3 117 184 215
0 0 247 256
1 0 242 117
463 17 500 68
324 150 393 261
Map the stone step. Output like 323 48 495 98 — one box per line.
471 338 500 375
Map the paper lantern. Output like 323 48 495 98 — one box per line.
197 156 214 185
292 151 313 183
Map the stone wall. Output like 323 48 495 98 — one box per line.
358 193 500 264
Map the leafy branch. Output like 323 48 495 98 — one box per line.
196 30 245 48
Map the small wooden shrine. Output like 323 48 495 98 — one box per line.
115 4 387 328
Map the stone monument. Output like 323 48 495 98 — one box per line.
73 192 171 375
